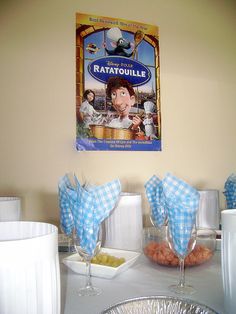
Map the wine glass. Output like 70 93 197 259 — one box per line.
73 228 102 296
59 224 75 252
167 224 197 295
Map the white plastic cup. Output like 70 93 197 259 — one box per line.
104 193 143 251
221 209 236 314
0 221 60 314
0 197 21 221
196 190 220 229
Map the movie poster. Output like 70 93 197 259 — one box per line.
76 13 161 151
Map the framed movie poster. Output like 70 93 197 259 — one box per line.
76 13 161 151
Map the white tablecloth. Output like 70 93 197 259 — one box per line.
60 251 224 314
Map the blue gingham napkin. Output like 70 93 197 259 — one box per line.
162 173 200 258
58 174 75 236
223 174 236 209
58 174 121 256
144 175 166 227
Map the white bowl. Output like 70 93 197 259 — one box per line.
0 197 21 221
0 221 60 314
63 247 140 279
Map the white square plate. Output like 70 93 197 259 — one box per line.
63 247 141 279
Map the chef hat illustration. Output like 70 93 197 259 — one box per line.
107 27 123 42
144 101 155 114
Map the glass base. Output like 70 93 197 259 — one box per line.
78 285 101 297
169 284 196 295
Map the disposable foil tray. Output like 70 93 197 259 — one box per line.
101 295 218 314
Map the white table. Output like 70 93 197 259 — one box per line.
60 251 224 314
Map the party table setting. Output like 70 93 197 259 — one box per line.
0 173 236 313
59 248 224 314
57 172 227 314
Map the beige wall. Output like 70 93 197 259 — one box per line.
0 0 235 226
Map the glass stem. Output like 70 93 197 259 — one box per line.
179 258 185 287
85 260 92 289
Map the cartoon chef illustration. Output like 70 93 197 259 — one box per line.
143 101 157 139
106 77 142 130
104 27 134 57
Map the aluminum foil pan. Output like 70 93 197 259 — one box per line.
101 296 218 314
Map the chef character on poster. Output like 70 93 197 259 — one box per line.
79 89 104 128
143 101 157 139
106 77 142 130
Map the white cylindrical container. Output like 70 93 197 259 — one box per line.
0 221 60 314
0 197 21 221
221 209 236 314
196 190 220 229
104 193 143 252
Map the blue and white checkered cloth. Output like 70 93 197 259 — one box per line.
224 174 236 209
58 175 75 236
58 174 121 256
162 173 200 258
145 175 166 227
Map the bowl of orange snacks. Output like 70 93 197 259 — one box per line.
143 226 216 267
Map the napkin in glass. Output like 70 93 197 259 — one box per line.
145 175 166 227
223 174 236 209
59 174 121 256
162 173 200 257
